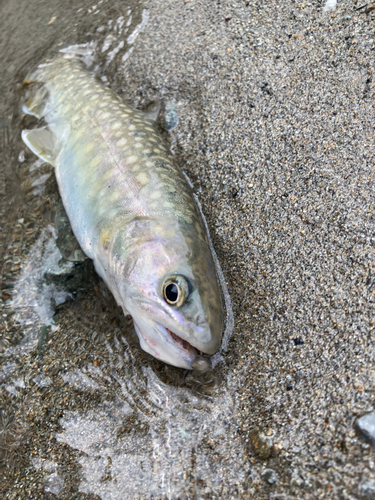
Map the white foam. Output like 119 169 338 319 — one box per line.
31 172 51 195
44 473 64 495
29 158 45 172
56 366 246 498
116 16 125 34
62 369 101 391
121 47 134 65
7 226 73 355
106 40 124 66
33 374 52 388
101 34 116 53
127 10 149 45
60 41 97 67
323 0 337 12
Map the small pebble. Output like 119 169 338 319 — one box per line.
358 480 375 498
249 427 273 459
355 412 375 447
262 468 278 485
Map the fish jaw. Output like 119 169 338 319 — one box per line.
124 290 221 369
134 320 198 369
94 224 220 369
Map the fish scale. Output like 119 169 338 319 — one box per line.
22 56 223 369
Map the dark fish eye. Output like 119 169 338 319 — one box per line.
165 283 179 303
162 275 189 307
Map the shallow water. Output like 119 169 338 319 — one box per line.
1 0 375 498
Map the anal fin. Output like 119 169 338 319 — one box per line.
21 126 57 165
142 99 179 131
142 99 165 124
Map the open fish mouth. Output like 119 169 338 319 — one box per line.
133 322 198 367
165 328 197 356
154 322 197 357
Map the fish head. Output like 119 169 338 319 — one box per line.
112 218 223 369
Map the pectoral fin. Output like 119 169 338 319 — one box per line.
21 126 57 165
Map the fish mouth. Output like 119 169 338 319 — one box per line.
133 321 198 368
165 327 197 357
154 322 198 357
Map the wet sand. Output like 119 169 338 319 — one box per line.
1 0 375 498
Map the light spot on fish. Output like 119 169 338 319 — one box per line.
127 155 138 164
91 157 101 168
96 205 107 217
136 172 149 186
112 122 121 130
102 170 113 181
131 163 141 172
145 160 154 168
83 104 92 114
99 227 111 250
117 138 127 148
149 190 161 200
128 125 136 131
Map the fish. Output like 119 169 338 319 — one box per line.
21 56 223 369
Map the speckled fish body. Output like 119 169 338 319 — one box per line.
22 56 223 369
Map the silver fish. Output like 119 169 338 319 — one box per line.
21 56 223 369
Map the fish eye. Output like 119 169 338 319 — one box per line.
162 275 189 307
